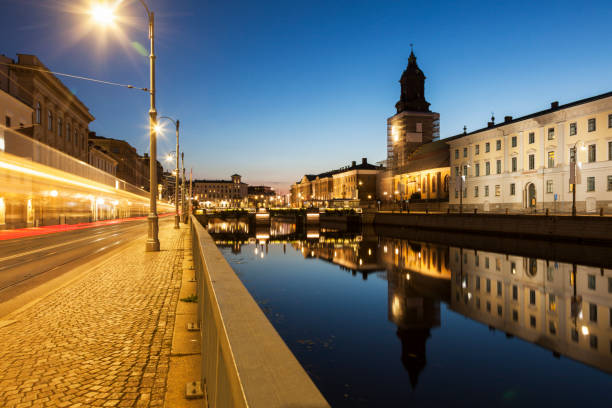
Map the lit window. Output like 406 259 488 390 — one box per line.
548 151 555 168
495 185 500 196
546 180 553 193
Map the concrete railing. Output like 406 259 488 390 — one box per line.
190 216 330 408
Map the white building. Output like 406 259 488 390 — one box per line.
448 92 612 213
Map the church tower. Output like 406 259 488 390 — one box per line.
386 50 439 175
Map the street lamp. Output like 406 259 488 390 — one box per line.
160 117 180 229
90 0 160 251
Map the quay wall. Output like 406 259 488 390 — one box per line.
373 212 612 243
190 216 329 408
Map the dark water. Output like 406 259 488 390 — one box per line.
210 219 612 407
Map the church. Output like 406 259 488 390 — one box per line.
379 50 452 206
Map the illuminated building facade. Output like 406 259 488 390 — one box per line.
290 158 382 207
193 174 248 207
448 92 612 213
2 54 94 162
380 51 443 201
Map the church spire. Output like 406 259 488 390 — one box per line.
395 48 431 113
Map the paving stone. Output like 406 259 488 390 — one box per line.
0 224 186 407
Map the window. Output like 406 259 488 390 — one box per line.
588 118 596 132
530 315 536 328
455 190 458 199
510 183 515 195
484 185 489 196
590 303 598 322
476 276 480 290
511 136 517 147
475 163 480 176
512 310 518 321
485 162 490 175
496 140 501 150
474 186 479 197
511 261 517 274
546 180 553 193
530 290 536 305
570 122 577 136
463 165 468 177
486 278 491 293
609 114 612 128
548 151 555 168
511 157 517 172
497 305 502 316
588 144 596 162
496 160 501 174
528 154 535 170
497 281 502 296
495 185 500 196
549 321 556 335
475 254 479 266
455 149 459 159
486 301 491 312
35 102 41 124
464 187 467 198
547 127 555 140
48 110 53 130
475 144 479 155
512 285 518 300
58 118 62 137
528 132 535 144
571 329 579 342
590 335 598 349
588 274 596 290
476 298 480 309
587 176 595 192
485 257 490 269
485 142 490 153
463 147 468 158
608 176 612 191
67 124 71 142
609 141 612 161
455 166 459 176
5 116 10 127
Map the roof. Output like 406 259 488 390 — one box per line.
294 159 383 184
193 179 247 185
445 90 612 141
397 140 450 174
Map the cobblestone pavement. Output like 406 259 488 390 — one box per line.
0 222 186 407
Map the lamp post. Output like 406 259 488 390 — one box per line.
570 145 577 216
90 0 159 251
181 152 187 223
160 117 180 229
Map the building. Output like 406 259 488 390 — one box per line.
2 54 94 162
247 185 277 208
193 174 248 207
88 143 117 176
89 132 149 190
448 92 612 213
290 158 382 207
0 86 33 154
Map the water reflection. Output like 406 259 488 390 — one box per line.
207 218 612 385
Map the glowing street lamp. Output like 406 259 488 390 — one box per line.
159 116 181 229
90 0 160 251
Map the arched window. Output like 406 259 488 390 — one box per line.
443 175 449 193
47 110 53 130
35 103 41 124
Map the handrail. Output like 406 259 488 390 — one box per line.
190 215 330 407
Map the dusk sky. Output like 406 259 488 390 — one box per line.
1 0 612 193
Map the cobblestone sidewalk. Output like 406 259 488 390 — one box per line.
0 222 186 407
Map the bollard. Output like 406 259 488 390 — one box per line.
545 208 549 216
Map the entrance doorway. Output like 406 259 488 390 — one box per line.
526 183 536 208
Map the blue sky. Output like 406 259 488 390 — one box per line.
1 0 612 192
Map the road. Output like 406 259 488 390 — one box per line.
0 216 173 317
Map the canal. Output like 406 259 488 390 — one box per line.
208 218 612 407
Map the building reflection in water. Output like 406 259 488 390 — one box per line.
206 217 612 378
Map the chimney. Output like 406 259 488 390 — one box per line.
351 160 356 167
504 116 513 123
362 157 367 165
551 101 559 109
487 122 494 128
